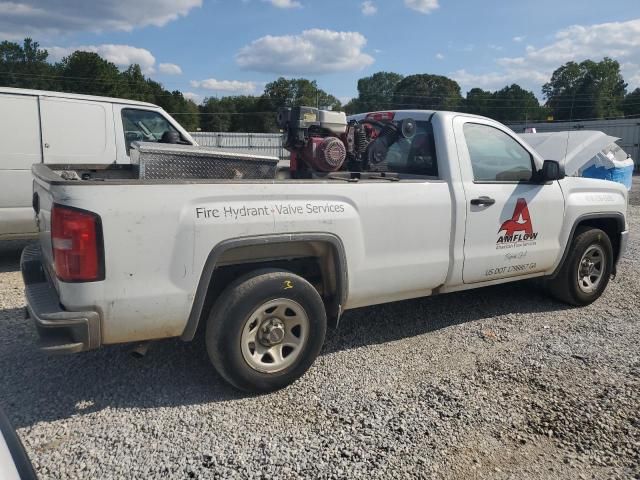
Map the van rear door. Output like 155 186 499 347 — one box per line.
40 97 116 164
0 93 42 238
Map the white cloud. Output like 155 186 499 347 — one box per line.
0 0 201 39
452 68 549 92
47 44 157 74
507 20 640 69
158 63 183 75
436 53 444 60
264 0 300 8
190 78 257 94
404 0 438 14
183 92 203 104
361 1 377 15
44 45 185 78
453 18 640 94
236 29 374 75
513 36 525 43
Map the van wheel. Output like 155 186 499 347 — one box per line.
206 269 327 393
547 227 613 306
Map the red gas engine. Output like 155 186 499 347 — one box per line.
276 107 416 177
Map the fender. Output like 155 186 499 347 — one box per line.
549 212 626 279
181 233 349 341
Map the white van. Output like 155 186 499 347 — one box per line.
0 87 196 240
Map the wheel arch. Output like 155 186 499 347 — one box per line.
550 212 625 279
181 233 348 341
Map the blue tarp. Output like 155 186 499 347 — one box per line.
583 164 634 190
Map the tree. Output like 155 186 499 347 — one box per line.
262 77 341 111
227 96 269 132
0 38 55 90
464 88 492 117
487 84 542 122
0 38 210 131
392 74 463 110
622 88 640 117
347 71 404 113
56 51 124 98
199 96 236 132
543 58 627 120
198 95 275 133
257 77 341 132
156 91 200 131
120 64 153 101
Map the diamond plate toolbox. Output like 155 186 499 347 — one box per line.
130 142 278 180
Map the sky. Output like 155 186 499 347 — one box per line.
2 0 640 105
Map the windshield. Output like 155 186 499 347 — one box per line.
121 108 182 151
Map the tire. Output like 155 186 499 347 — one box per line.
547 227 613 306
205 269 327 393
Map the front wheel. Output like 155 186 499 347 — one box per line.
547 227 613 306
206 269 327 393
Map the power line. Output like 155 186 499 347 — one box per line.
167 110 640 123
1 72 636 104
0 69 187 87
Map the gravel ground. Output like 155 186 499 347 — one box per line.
0 183 639 479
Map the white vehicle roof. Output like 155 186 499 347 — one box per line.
0 86 159 108
349 110 436 121
348 110 520 125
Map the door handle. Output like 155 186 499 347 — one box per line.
470 196 496 206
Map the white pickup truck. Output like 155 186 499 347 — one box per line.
21 109 628 393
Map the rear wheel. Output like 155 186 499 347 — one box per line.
206 269 327 393
547 227 613 306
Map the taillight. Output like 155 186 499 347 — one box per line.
366 111 395 122
51 204 104 282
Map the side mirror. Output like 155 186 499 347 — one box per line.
540 160 565 182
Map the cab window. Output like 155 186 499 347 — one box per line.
121 109 181 153
384 121 438 177
463 123 533 182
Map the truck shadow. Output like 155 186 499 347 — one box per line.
0 241 30 273
0 279 572 429
323 281 570 355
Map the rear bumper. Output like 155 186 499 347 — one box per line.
20 244 101 354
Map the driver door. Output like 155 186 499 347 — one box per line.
453 117 565 284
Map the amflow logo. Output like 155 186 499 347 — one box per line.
497 198 539 244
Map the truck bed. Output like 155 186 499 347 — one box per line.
35 163 280 184
33 164 411 185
